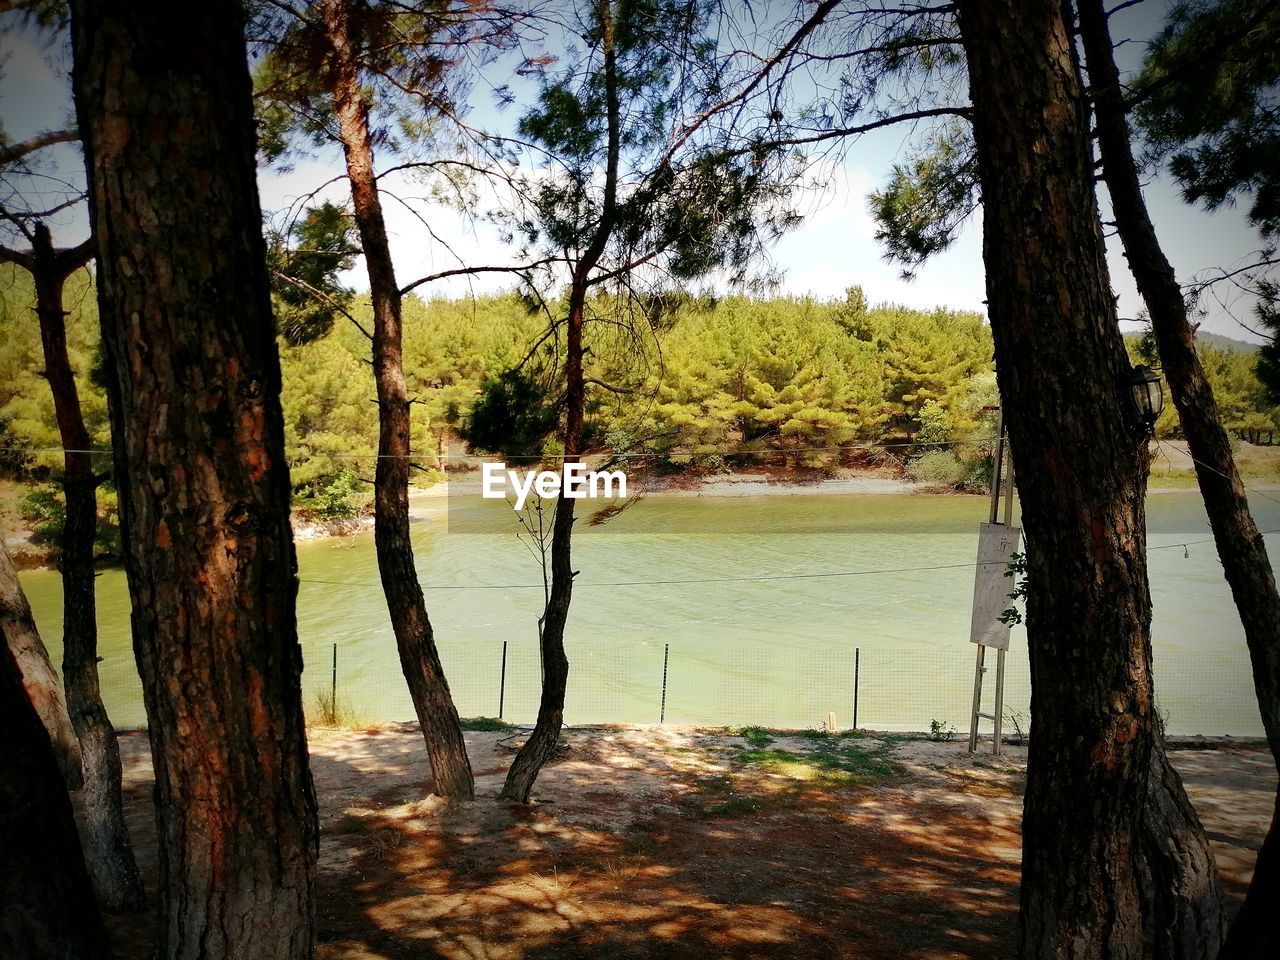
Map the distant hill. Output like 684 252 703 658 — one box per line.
1197 330 1260 354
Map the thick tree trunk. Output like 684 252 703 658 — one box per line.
70 3 318 956
321 0 474 802
1140 743 1228 959
957 2 1158 956
1076 3 1280 952
32 224 146 912
1 534 82 788
0 639 109 959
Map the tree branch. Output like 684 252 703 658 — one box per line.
0 129 79 166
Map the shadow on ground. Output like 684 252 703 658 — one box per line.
95 726 1272 960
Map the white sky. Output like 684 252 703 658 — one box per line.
0 2 1266 339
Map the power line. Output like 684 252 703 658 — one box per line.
1153 437 1280 508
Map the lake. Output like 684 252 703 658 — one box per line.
18 489 1275 737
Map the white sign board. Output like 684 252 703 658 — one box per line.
969 522 1022 650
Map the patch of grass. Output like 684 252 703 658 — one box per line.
704 795 764 818
460 716 514 732
328 813 375 836
619 835 656 856
733 740 903 787
737 725 776 747
311 690 362 728
796 727 867 741
929 719 957 742
690 774 735 796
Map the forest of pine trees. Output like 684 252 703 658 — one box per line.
5 271 1276 532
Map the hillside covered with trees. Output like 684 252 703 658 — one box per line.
4 268 1278 533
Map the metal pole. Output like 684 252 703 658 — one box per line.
1003 455 1016 527
331 642 337 711
993 647 1006 756
498 640 508 720
997 445 1014 755
968 644 986 753
853 647 860 731
987 408 1006 525
660 643 669 725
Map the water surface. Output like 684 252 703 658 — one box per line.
19 490 1272 735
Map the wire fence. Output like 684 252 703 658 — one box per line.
93 636 1265 738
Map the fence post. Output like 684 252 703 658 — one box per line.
498 640 508 720
331 642 337 712
853 647 860 731
660 643 669 725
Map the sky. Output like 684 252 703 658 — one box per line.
0 1 1267 340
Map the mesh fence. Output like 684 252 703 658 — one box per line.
77 637 1262 738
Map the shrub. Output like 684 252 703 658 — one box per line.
905 450 967 488
293 470 369 521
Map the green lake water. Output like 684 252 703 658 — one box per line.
17 490 1275 736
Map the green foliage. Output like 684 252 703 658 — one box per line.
8 270 1279 512
870 123 980 277
737 726 775 748
928 719 956 742
0 267 112 477
459 717 514 732
1135 0 1280 237
999 551 1028 627
19 483 121 555
905 449 967 488
291 471 367 521
267 202 360 345
461 369 559 461
732 739 903 786
19 485 63 544
1253 279 1280 404
513 0 800 286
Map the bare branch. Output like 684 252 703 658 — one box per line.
0 129 79 166
399 256 565 297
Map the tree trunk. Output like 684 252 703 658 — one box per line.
321 0 474 802
70 3 318 956
499 1 620 803
32 223 146 912
0 531 82 789
1076 2 1280 952
498 295 584 803
956 2 1158 956
1140 743 1228 959
0 637 109 959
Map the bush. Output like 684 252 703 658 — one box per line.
20 486 64 545
293 471 369 521
905 450 967 488
18 483 123 556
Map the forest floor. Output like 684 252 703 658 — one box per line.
96 724 1273 960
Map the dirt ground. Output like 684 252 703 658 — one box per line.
97 724 1274 960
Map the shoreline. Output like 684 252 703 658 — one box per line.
9 467 1278 568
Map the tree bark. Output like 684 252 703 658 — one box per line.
320 0 474 802
1 527 82 789
1076 2 1280 952
70 2 318 956
956 2 1158 956
31 223 146 912
0 636 109 960
1140 743 1228 959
